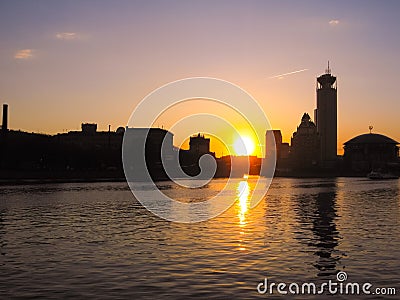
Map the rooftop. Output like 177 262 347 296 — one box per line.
344 133 399 145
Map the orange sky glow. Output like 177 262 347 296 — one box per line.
1 1 400 157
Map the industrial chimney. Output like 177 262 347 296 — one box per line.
2 104 8 132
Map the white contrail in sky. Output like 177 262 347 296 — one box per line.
269 68 308 79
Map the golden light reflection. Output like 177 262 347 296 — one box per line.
237 180 250 225
236 180 252 251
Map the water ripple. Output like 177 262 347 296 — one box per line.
0 178 399 298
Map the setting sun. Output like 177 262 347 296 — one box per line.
233 136 255 156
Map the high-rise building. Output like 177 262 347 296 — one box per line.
291 113 320 168
314 62 337 167
265 130 281 159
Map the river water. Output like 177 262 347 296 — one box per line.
0 178 399 299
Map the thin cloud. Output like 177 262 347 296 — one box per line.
329 19 340 26
56 32 78 40
270 68 309 79
14 49 34 59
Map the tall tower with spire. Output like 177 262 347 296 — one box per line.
314 62 337 167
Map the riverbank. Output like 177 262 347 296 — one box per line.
0 170 372 185
0 170 126 185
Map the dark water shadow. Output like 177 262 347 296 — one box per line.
293 180 344 277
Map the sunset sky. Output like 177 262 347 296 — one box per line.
1 0 400 156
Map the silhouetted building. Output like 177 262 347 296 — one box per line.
343 133 399 173
123 127 175 180
280 143 290 159
116 126 125 135
291 113 320 168
265 129 289 174
56 123 123 150
179 133 216 176
124 127 174 156
0 117 126 174
189 133 211 157
265 130 290 160
0 130 52 171
81 123 97 135
315 63 337 168
265 130 279 159
268 63 339 174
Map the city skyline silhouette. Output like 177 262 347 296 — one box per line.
1 1 400 156
1 2 400 299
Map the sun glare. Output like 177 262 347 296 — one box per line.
233 136 255 156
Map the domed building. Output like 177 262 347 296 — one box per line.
116 126 125 135
343 133 399 173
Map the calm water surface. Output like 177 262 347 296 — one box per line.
0 178 399 299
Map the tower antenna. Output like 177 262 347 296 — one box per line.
326 60 331 74
369 125 373 134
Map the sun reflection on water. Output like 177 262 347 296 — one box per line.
236 180 252 251
237 180 250 226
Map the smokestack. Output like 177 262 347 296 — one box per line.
2 104 8 131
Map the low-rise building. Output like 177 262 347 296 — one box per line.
343 133 399 173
